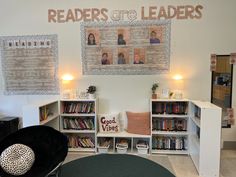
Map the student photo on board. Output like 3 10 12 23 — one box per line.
101 52 110 65
117 52 126 64
117 28 129 45
133 54 144 64
86 29 100 45
149 30 160 44
133 48 145 64
117 33 126 45
87 33 96 45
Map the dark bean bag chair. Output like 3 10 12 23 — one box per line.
0 125 68 177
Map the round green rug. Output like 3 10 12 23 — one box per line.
59 154 175 177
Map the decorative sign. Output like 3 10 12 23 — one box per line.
0 35 59 95
230 53 236 65
81 20 171 75
210 54 217 71
48 5 203 23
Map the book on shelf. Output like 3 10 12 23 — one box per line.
63 117 95 130
152 118 187 131
152 136 187 150
194 106 201 119
99 138 112 147
63 102 95 114
152 102 188 115
40 107 52 121
67 135 95 148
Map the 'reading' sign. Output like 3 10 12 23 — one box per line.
48 5 203 23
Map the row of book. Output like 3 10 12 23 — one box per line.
152 102 188 115
40 107 50 121
194 106 201 118
67 136 95 148
152 118 187 131
62 102 95 114
152 136 187 150
63 118 94 130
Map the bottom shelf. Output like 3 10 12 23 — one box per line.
151 149 189 155
69 147 96 152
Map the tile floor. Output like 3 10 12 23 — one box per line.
64 150 236 177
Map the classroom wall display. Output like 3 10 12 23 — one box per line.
81 20 171 75
0 34 59 95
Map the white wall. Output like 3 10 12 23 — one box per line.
0 0 236 141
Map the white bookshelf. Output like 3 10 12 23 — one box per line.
189 100 221 177
23 100 59 130
150 99 189 154
59 99 97 152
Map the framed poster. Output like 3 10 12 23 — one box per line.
81 20 171 75
0 34 59 95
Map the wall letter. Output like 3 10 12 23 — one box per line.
57 10 66 23
167 5 177 19
92 8 100 22
66 9 75 22
141 6 149 20
100 8 108 21
48 9 57 23
149 6 157 20
195 5 203 19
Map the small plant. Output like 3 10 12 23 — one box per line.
87 86 96 94
152 83 159 94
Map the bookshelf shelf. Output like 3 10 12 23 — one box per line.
61 113 96 117
61 130 95 133
189 101 221 177
190 134 200 149
152 114 188 118
69 147 96 152
60 99 97 152
23 100 59 130
152 131 188 136
151 149 188 155
151 99 189 154
40 114 59 125
191 116 201 128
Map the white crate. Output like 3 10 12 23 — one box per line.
97 145 110 153
116 144 128 154
136 145 149 154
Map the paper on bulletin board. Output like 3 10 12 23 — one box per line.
0 34 59 95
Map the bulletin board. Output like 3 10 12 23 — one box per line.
0 34 59 95
81 20 171 75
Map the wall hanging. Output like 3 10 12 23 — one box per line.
81 20 171 75
0 34 59 95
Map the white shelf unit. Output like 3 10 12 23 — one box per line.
59 99 97 152
150 99 189 155
189 100 221 177
23 100 59 130
96 131 151 155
